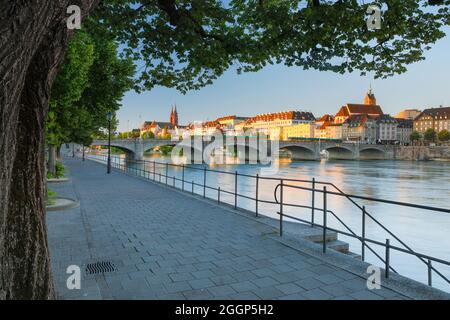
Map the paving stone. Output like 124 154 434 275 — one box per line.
189 278 215 290
164 281 192 293
349 290 384 300
251 277 279 288
46 159 411 301
295 278 324 290
207 285 237 297
231 281 259 293
252 287 285 299
302 288 333 300
275 283 304 295
169 272 195 282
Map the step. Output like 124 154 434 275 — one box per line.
295 225 338 243
326 240 349 253
345 251 362 260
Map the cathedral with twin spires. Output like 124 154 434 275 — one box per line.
170 105 178 127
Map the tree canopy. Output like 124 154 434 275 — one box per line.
47 23 135 148
93 0 450 93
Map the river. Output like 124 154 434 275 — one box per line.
90 151 450 292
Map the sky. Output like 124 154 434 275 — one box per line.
116 30 450 132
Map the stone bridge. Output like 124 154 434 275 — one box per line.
91 138 395 162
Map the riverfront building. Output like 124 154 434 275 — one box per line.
396 119 413 145
342 114 377 143
334 88 384 125
396 109 421 120
376 115 398 144
413 106 450 134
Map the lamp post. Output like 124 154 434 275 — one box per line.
107 112 113 174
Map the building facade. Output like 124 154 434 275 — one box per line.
395 109 421 120
396 119 413 145
413 106 450 134
376 115 398 144
342 115 377 143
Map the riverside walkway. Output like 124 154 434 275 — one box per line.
46 158 448 300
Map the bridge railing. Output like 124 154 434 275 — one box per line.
83 153 450 292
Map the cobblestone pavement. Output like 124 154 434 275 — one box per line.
47 158 409 300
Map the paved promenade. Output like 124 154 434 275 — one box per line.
46 159 421 300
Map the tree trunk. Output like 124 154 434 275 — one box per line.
48 145 57 176
0 0 99 299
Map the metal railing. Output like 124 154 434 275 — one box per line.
84 153 450 290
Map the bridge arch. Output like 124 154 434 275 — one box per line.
91 141 136 159
359 147 386 160
323 146 354 160
280 145 317 161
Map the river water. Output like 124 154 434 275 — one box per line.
90 152 450 292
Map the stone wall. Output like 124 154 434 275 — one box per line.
394 146 450 161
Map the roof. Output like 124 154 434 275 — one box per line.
317 114 334 123
335 107 350 117
343 114 376 127
376 115 398 124
345 104 383 115
253 111 316 122
395 118 413 128
416 106 450 120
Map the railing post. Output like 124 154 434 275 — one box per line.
234 171 238 210
173 176 176 187
385 239 390 278
279 179 283 237
153 161 156 180
428 260 432 286
311 178 315 227
191 180 194 194
323 186 327 254
362 205 366 262
255 174 259 217
182 165 185 191
203 167 206 198
218 187 221 203
165 162 168 185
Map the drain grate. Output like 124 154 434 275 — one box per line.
85 261 116 275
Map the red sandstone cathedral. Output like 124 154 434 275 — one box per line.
170 105 178 127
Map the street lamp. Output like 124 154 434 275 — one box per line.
107 112 113 174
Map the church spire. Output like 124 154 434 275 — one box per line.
364 85 377 105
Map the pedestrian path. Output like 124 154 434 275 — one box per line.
46 158 432 300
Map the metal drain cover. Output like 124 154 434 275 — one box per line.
85 261 117 275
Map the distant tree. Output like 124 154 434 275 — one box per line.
410 131 421 142
47 26 135 173
438 129 450 141
424 128 437 141
142 131 155 139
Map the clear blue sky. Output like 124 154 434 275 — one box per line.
117 30 450 132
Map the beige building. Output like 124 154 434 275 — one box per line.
281 123 315 140
325 123 343 140
413 106 450 134
395 109 421 120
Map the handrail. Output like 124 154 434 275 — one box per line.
82 153 450 289
273 182 450 286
